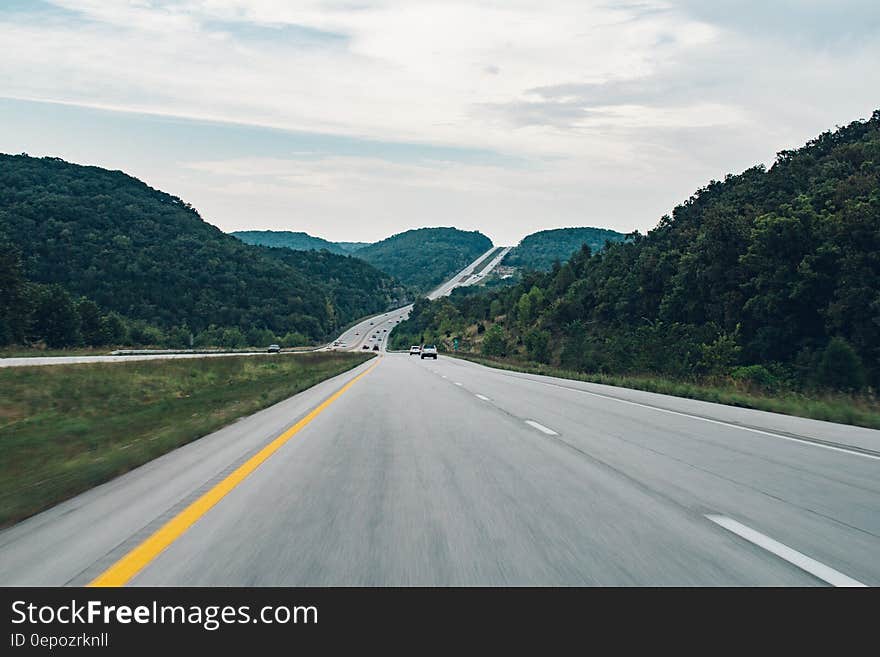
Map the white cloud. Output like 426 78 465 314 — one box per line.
1 1 878 242
0 1 732 153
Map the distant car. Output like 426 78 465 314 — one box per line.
267 344 281 353
420 344 438 360
362 344 369 350
409 345 421 356
383 328 387 332
372 344 380 351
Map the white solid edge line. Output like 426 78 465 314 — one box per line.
525 420 559 436
705 515 866 587
516 377 879 461
475 394 490 401
454 382 463 386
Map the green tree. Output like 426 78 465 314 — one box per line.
279 331 309 347
246 327 277 347
698 328 742 375
128 321 164 347
219 327 246 349
30 284 80 348
0 239 28 344
481 324 508 357
815 337 866 391
516 293 533 330
524 329 551 363
167 324 194 348
76 298 104 346
99 312 128 345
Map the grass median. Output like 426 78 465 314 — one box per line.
0 352 373 527
448 353 880 430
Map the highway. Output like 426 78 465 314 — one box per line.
1 350 877 586
0 246 503 368
323 245 505 354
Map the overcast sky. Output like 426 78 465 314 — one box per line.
1 1 878 245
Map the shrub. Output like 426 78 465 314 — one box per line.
698 329 742 375
219 327 246 349
75 298 104 346
127 322 165 347
29 284 80 348
481 324 508 357
815 337 866 391
166 325 194 349
524 328 551 363
279 331 310 348
99 312 128 345
730 364 778 390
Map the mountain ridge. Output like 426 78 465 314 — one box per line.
0 154 403 346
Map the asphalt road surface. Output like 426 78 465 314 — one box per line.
1 352 877 586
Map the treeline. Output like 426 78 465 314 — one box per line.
231 230 353 255
355 227 493 291
392 110 880 393
0 155 407 348
0 241 311 348
503 227 627 271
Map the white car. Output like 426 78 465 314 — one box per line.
409 345 421 356
420 345 438 360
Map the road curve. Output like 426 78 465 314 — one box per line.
1 352 877 586
323 245 506 354
0 247 503 368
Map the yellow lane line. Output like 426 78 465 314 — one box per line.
88 357 380 587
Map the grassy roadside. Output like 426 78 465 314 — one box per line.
0 345 321 358
0 347 114 358
0 352 374 527
448 353 880 430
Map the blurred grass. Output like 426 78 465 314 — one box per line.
0 352 373 527
449 353 880 430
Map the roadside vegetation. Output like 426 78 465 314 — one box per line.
449 353 880 430
0 352 373 527
392 112 880 426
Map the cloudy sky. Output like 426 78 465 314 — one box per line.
1 1 878 244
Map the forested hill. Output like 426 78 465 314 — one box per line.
355 227 493 291
393 110 880 391
231 230 352 255
334 241 370 253
504 227 627 271
0 155 404 345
